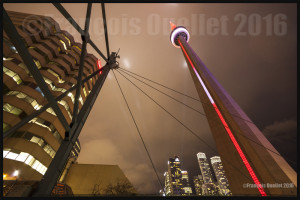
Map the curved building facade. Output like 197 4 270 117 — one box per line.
3 11 99 182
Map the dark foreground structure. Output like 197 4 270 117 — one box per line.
3 10 94 182
3 7 118 196
169 22 297 196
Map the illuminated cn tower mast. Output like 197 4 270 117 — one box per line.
169 22 297 196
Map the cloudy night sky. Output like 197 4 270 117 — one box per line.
4 3 297 194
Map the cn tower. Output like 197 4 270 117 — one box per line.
170 22 297 196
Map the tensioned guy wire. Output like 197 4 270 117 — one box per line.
111 70 165 194
119 68 206 117
118 67 285 134
119 67 200 101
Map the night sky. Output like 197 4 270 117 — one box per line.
4 3 297 194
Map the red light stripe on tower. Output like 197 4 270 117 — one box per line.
178 39 267 196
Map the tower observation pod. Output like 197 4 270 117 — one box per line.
169 22 297 196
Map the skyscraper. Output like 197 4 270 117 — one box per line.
3 11 99 183
202 182 219 196
164 156 184 195
163 156 192 196
181 170 192 195
196 152 213 184
170 22 297 195
210 156 232 196
193 175 204 195
194 152 232 196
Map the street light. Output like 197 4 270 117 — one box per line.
13 170 19 177
13 170 19 183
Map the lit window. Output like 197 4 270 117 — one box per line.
16 152 29 162
79 96 83 105
47 69 65 83
61 34 71 46
83 87 87 97
34 59 42 69
36 162 43 172
38 139 45 147
44 77 52 85
24 155 35 166
18 63 30 74
29 118 51 132
73 45 81 52
59 40 67 50
30 136 41 144
3 67 22 85
6 91 51 114
3 57 13 61
58 100 72 119
3 123 11 132
32 160 39 170
67 92 75 103
41 166 47 175
5 152 19 160
46 107 57 116
3 150 10 158
3 103 23 116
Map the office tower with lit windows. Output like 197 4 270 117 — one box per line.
210 156 232 196
196 152 214 184
164 156 184 195
181 170 192 195
202 182 219 196
3 11 100 183
193 175 204 195
163 171 171 195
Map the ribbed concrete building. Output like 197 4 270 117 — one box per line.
3 11 99 182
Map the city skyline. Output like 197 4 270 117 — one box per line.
162 152 231 196
3 3 297 195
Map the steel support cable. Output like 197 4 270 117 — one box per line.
118 67 286 136
119 68 206 117
115 69 289 188
112 70 165 193
117 69 296 165
119 67 199 102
